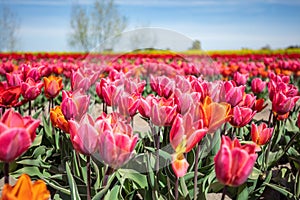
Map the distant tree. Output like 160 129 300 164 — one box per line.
261 44 271 50
190 40 201 50
69 0 127 52
0 4 20 52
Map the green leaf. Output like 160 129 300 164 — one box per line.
264 183 294 199
180 177 189 197
236 183 249 200
118 169 148 189
295 170 300 198
66 162 81 200
10 166 44 178
248 167 262 180
92 173 116 200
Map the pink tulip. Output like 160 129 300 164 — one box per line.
238 93 256 108
251 78 266 94
21 78 43 101
6 73 23 87
233 72 248 86
271 91 299 115
116 92 140 118
174 89 201 115
138 94 155 118
170 114 207 153
68 114 99 155
214 136 257 187
220 81 245 107
0 109 40 162
150 75 175 98
71 69 99 92
251 123 273 150
95 112 138 169
149 97 177 127
229 106 256 127
61 89 90 121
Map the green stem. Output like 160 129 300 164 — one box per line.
194 144 201 199
4 162 9 184
28 100 32 115
102 166 113 188
175 177 179 200
87 156 91 200
221 185 227 200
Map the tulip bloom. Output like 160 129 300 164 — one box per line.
251 123 273 150
96 112 138 169
149 97 177 127
71 69 99 92
61 89 90 121
271 91 299 116
116 92 140 118
199 96 231 133
0 109 40 162
214 136 257 187
21 78 43 101
229 106 256 128
138 94 155 118
50 106 69 133
0 174 50 200
150 75 175 98
233 72 248 86
170 113 208 177
220 81 246 107
69 114 99 155
0 82 21 107
251 78 266 94
43 75 63 99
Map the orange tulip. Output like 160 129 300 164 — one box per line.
199 96 231 133
0 174 50 200
43 75 63 99
50 106 69 133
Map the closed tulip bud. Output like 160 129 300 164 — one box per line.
251 78 266 94
214 136 257 187
50 106 69 133
69 114 99 155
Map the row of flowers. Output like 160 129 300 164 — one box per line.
0 51 300 199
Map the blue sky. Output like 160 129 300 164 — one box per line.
1 0 300 51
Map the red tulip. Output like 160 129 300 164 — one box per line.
0 82 21 107
251 78 266 94
251 123 273 150
229 106 256 127
68 114 99 155
0 109 40 162
95 112 138 169
214 136 257 187
43 75 63 99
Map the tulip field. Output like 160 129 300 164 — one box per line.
1 49 300 200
